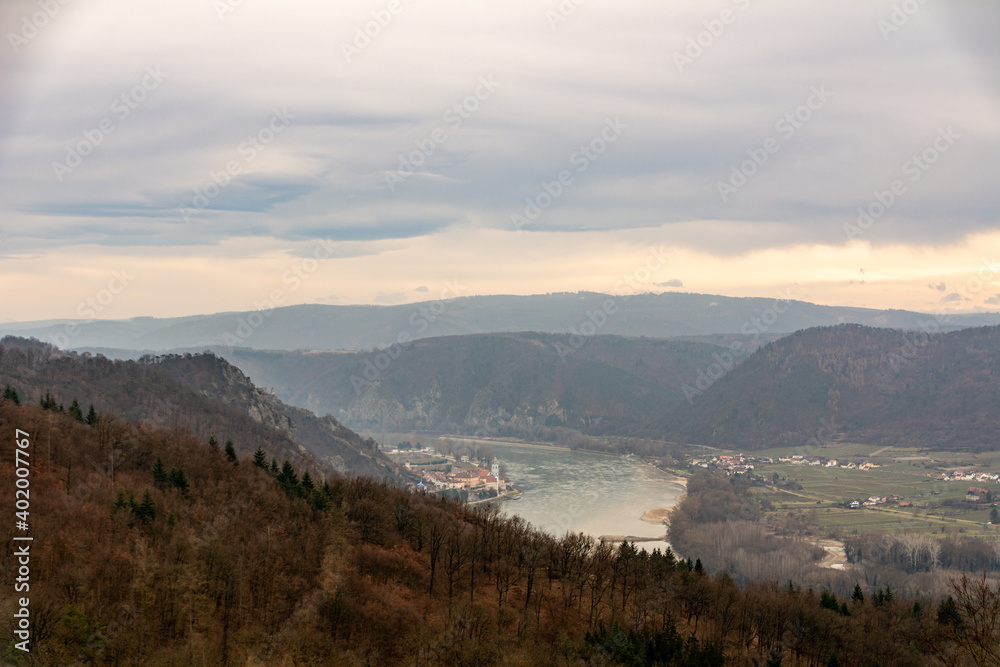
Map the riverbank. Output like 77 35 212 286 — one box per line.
447 436 573 453
640 508 672 524
445 434 628 458
636 460 687 528
466 488 523 506
598 535 664 544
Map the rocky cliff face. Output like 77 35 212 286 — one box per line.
153 353 406 478
0 337 408 480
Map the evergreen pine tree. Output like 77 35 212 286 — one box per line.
252 447 268 469
168 466 189 494
990 507 998 524
278 460 299 494
112 490 129 513
2 385 20 405
270 459 279 476
224 440 238 466
301 471 314 492
765 646 783 667
693 558 704 574
152 458 168 486
136 491 156 522
40 392 56 410
85 404 97 425
851 583 865 604
166 512 176 527
309 488 329 511
937 595 961 626
820 591 839 611
68 399 85 422
208 435 219 450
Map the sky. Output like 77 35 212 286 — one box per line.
1 0 998 322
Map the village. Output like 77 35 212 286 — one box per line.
384 443 521 503
685 453 1000 511
686 452 894 475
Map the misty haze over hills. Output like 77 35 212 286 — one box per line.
4 292 999 353
206 324 1000 453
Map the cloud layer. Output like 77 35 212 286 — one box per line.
0 0 998 319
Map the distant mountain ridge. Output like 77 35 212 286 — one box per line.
4 292 997 352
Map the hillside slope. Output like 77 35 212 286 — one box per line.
0 399 978 665
0 337 404 478
215 332 747 437
664 324 1000 451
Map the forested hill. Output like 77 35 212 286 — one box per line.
0 337 404 479
215 332 750 437
1 398 996 664
665 324 1000 451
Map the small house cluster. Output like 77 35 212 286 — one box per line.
847 494 909 509
689 453 766 476
687 453 887 475
935 470 1000 483
777 456 882 470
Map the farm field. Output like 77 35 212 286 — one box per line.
716 443 1000 539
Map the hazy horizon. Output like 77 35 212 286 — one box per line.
4 287 1000 328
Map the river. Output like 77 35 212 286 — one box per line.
487 441 686 552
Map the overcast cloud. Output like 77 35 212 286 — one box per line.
0 0 998 320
